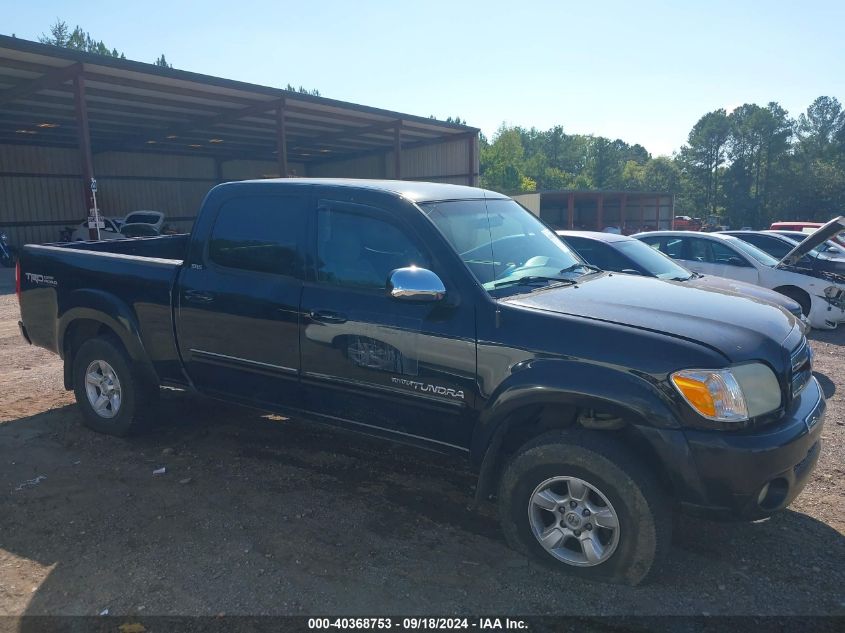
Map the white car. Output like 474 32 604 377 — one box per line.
636 220 845 329
69 217 124 241
123 210 165 232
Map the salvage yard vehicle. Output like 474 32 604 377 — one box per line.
556 230 809 330
721 229 845 275
770 230 845 257
68 217 124 242
17 179 826 585
636 227 845 329
770 220 845 247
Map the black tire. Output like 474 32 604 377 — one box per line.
776 286 811 317
497 430 671 586
72 337 158 436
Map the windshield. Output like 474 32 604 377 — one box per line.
615 239 693 280
125 212 162 225
420 198 589 292
775 234 823 257
727 237 779 266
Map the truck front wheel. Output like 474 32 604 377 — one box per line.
497 431 670 585
72 337 156 436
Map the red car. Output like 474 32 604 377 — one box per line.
673 215 702 231
771 221 845 247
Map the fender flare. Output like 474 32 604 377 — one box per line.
469 358 681 504
57 289 158 387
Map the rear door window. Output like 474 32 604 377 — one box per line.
741 234 792 258
208 195 307 277
710 241 750 266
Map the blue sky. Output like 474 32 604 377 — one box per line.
3 0 843 156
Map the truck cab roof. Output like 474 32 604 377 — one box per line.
233 178 508 203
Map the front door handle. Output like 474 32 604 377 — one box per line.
309 310 347 324
184 290 214 304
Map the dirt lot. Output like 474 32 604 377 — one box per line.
1 273 843 617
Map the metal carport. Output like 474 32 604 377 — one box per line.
0 35 479 244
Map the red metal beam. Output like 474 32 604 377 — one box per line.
0 62 82 107
73 75 97 239
393 124 402 179
467 135 475 186
596 193 604 231
95 98 279 153
276 99 288 177
620 193 627 232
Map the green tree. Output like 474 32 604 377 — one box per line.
285 84 321 96
39 19 125 58
677 109 730 217
797 96 845 160
723 102 792 227
642 157 681 193
480 126 534 192
154 54 172 68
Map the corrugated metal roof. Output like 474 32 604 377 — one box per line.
0 35 478 164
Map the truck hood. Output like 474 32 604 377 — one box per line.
685 274 802 314
503 273 796 362
779 215 845 267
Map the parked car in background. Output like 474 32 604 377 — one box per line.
123 210 165 232
68 217 124 242
770 221 845 247
673 216 702 231
67 211 166 242
769 230 845 257
721 230 845 275
636 228 845 328
120 223 161 238
557 231 808 330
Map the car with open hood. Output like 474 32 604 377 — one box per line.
770 220 845 247
556 230 809 330
720 228 845 276
636 222 845 329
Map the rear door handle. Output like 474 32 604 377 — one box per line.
184 290 214 304
309 310 347 324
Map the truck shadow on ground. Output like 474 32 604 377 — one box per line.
814 371 836 398
2 394 844 616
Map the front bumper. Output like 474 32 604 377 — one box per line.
676 376 826 519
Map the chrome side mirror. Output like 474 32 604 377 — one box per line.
387 267 446 302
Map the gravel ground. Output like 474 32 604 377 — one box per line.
0 275 843 617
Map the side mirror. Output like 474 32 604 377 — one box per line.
387 267 445 302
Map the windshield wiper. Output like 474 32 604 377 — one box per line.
560 262 602 274
493 275 576 289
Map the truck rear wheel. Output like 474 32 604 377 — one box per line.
497 431 670 585
72 337 157 436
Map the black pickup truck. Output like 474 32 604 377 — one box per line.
17 179 825 585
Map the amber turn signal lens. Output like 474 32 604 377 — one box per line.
671 375 717 418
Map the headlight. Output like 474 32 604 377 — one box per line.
671 363 781 423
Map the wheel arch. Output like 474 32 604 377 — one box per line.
58 290 158 390
469 360 681 506
773 285 812 316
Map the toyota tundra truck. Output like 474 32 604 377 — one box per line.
16 179 825 585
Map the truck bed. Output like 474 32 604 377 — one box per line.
55 233 189 261
18 234 189 385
